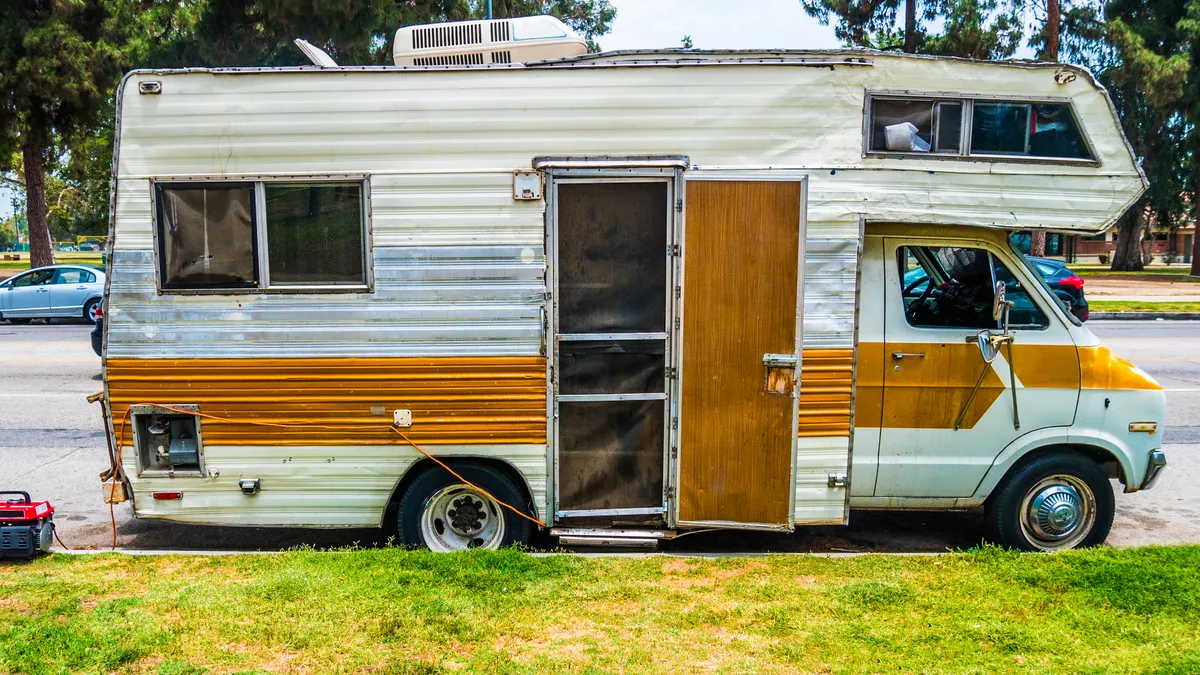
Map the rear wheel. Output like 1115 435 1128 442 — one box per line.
397 461 533 552
985 451 1114 552
83 299 101 324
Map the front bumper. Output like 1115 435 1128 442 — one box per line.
1140 450 1167 491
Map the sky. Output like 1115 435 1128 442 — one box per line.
597 0 842 52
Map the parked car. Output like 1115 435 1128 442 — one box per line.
0 265 105 324
91 306 104 356
1029 256 1089 321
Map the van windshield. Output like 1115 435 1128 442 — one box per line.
1008 242 1083 327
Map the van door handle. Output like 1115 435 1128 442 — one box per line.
891 352 925 360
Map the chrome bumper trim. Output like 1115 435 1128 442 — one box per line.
1140 450 1167 491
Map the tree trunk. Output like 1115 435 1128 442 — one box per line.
21 140 53 268
903 0 917 53
1191 196 1200 276
1111 200 1146 271
1030 230 1047 256
1045 0 1060 60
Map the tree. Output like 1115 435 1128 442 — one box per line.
0 218 17 250
802 0 1025 59
0 1 125 268
1104 0 1193 271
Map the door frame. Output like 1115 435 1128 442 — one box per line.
670 171 809 531
544 166 685 521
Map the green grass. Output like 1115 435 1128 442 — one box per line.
1075 267 1200 281
0 252 103 270
1090 300 1200 313
3 546 1200 674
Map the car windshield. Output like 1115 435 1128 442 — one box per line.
1009 243 1082 327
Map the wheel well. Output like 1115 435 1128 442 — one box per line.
1011 443 1126 485
382 456 537 532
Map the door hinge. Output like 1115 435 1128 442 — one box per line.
665 366 677 379
675 199 683 212
670 446 677 459
675 285 681 299
674 316 680 330
666 486 675 499
548 365 554 384
667 244 680 256
827 472 848 488
671 417 678 430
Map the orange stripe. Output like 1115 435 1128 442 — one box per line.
106 356 547 446
798 349 854 438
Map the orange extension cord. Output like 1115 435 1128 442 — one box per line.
102 400 545 550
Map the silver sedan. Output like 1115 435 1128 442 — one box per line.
0 265 105 324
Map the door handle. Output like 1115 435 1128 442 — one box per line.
76 285 88 289
36 288 49 293
891 352 925 360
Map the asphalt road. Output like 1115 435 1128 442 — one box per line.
1 318 1196 553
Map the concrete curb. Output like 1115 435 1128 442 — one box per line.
1090 312 1200 321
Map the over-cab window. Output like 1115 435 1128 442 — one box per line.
868 94 1094 161
155 180 368 291
898 246 1047 330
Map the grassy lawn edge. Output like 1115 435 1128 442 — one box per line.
3 545 1199 674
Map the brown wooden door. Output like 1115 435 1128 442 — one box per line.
676 180 803 527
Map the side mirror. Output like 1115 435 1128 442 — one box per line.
975 330 1000 363
992 280 1007 321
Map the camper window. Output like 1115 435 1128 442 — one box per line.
264 183 366 286
155 180 369 291
867 94 1095 162
970 102 1091 159
156 184 258 289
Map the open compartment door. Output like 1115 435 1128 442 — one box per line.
674 177 810 530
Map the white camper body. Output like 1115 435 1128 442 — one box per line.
100 46 1166 551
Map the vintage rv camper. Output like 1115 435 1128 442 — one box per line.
97 16 1167 552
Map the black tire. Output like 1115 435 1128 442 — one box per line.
397 460 533 551
985 450 1114 552
83 298 101 324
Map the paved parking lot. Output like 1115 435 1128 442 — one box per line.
1 318 1197 553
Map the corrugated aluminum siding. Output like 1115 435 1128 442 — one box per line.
111 58 1140 359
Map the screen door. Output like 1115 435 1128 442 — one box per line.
552 179 673 517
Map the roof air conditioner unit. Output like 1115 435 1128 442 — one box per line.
393 15 587 67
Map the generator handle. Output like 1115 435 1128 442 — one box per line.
0 491 31 504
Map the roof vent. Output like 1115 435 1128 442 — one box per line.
393 15 586 67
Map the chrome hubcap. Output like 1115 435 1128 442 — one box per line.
420 484 505 552
88 304 100 322
1019 475 1096 551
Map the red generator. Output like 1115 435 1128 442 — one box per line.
0 492 55 559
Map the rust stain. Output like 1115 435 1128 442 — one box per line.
106 356 547 446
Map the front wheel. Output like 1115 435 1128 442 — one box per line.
985 451 1114 552
397 461 533 552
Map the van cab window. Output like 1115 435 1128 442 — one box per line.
899 245 1047 329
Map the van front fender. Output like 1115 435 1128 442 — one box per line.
971 427 1137 501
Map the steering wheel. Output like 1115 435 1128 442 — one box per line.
905 278 937 321
903 277 928 296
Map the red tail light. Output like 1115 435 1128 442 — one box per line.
94 305 104 320
1059 274 1084 290
152 491 182 500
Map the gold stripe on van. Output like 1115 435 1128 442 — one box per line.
106 357 547 446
